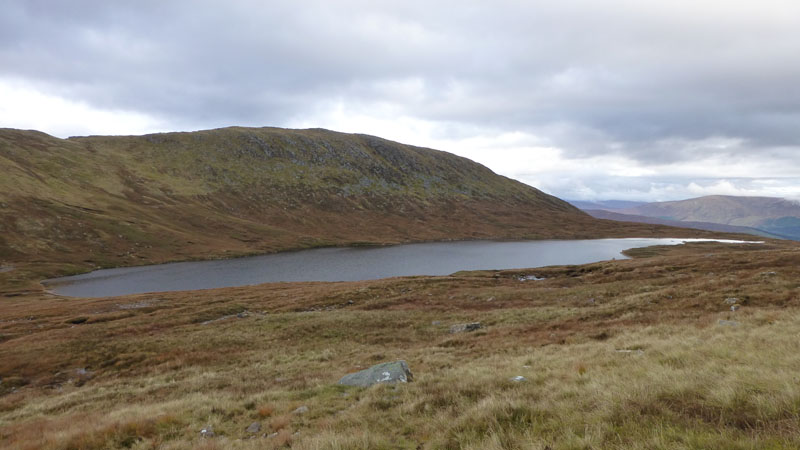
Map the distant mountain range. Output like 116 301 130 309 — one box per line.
570 195 800 240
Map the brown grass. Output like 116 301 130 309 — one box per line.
1 240 800 448
270 415 291 432
258 405 275 418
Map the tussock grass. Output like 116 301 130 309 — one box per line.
2 243 800 448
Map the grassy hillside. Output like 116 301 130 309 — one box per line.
0 127 721 289
2 240 800 449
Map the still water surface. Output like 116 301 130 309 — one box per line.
44 238 753 297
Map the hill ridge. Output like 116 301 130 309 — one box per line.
0 126 721 282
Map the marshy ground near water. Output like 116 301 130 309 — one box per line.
2 241 800 449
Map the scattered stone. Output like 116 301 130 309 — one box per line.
519 275 545 281
615 349 644 355
117 301 148 310
267 432 278 438
449 322 482 333
200 426 215 438
245 422 261 433
201 310 254 324
510 376 526 382
762 271 777 276
588 298 596 304
292 405 309 415
724 297 739 305
346 300 355 305
522 365 532 369
431 320 441 326
487 296 496 302
74 368 93 386
338 360 413 387
718 319 740 327
731 305 740 312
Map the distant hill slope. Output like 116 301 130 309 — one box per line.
620 195 800 225
0 127 723 277
583 209 782 239
619 195 800 239
568 200 646 210
571 195 800 240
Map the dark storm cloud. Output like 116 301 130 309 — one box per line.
2 0 800 166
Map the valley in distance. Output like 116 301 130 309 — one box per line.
1 126 800 449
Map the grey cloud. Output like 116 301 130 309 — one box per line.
523 174 800 202
1 0 799 175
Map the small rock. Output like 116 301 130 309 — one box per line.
510 376 526 382
292 405 309 415
518 275 545 281
431 320 441 326
245 422 261 433
236 312 249 318
267 432 278 438
200 426 215 438
76 368 89 376
487 297 496 302
449 322 482 333
724 297 739 305
615 349 644 355
338 360 413 387
731 305 740 312
346 300 355 305
588 298 596 304
718 319 739 327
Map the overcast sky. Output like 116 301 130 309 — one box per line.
2 0 799 201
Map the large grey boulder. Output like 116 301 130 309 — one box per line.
338 360 413 387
